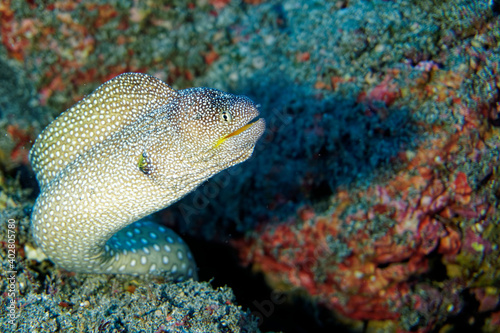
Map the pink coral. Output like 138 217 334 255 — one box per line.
235 66 498 331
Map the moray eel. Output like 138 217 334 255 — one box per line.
30 73 265 280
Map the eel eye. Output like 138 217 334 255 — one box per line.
219 110 233 124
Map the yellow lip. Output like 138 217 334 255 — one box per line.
214 120 259 148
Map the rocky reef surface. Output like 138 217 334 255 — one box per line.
1 0 500 332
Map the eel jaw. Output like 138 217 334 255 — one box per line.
214 118 265 148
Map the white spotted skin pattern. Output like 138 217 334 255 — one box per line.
30 73 176 191
30 73 265 279
107 220 196 279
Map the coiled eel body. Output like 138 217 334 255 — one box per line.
30 73 265 280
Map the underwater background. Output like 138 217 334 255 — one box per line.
1 0 500 332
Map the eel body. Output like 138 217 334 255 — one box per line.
30 73 265 279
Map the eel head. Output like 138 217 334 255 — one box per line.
172 87 266 167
